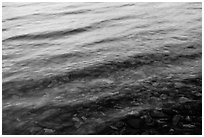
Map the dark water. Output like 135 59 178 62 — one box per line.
2 2 202 135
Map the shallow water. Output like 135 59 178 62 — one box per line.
2 2 202 135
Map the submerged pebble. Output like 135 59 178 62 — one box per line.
44 128 55 134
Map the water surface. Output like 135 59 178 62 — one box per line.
2 2 202 135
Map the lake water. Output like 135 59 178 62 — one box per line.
2 2 202 135
2 2 201 84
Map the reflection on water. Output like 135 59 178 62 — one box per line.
2 2 202 135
